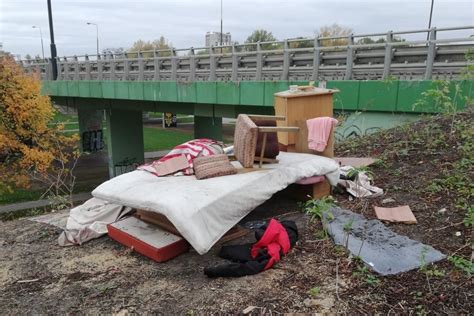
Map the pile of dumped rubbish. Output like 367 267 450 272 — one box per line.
30 142 445 278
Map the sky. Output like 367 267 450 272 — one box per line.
1 0 473 58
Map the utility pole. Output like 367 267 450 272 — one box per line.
86 22 99 56
427 0 435 40
32 26 45 61
220 0 223 53
47 0 58 80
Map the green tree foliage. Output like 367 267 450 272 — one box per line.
245 29 281 50
128 36 173 58
289 37 313 49
317 24 353 47
0 56 79 195
356 36 405 45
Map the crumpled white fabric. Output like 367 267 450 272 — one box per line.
92 151 340 254
58 197 133 246
338 165 383 198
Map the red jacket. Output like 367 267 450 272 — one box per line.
250 218 291 270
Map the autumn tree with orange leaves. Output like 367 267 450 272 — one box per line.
0 56 79 205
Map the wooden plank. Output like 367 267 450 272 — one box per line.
135 209 251 244
259 132 267 168
312 180 331 199
274 88 338 98
258 126 300 133
248 114 286 121
135 210 181 236
283 179 331 201
253 157 279 163
215 226 251 244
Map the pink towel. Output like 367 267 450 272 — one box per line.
306 117 338 152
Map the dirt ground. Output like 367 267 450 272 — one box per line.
1 113 473 314
1 198 346 314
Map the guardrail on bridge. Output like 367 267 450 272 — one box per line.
21 26 474 82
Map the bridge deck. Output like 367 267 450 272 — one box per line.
43 79 472 114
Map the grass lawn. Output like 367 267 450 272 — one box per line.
62 126 193 151
51 111 77 123
143 127 193 152
49 111 80 130
0 189 43 205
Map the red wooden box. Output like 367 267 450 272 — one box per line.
107 216 189 262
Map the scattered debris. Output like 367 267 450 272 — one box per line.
242 306 258 314
437 208 447 214
58 198 133 246
381 198 396 204
16 278 40 284
303 297 335 309
374 205 417 224
338 166 383 198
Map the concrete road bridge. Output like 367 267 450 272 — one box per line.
21 26 473 178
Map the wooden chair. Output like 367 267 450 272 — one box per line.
233 113 335 199
233 114 300 168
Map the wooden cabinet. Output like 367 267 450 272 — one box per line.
274 87 338 200
274 88 337 158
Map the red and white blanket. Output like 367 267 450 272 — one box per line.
138 138 223 176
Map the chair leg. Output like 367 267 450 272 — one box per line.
258 133 268 168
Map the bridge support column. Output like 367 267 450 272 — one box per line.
194 116 223 141
105 109 144 178
78 109 105 153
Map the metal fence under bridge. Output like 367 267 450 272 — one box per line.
22 26 473 82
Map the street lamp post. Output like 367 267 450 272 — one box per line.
32 26 45 61
427 0 435 40
86 22 99 56
47 0 58 80
220 0 223 53
220 0 223 46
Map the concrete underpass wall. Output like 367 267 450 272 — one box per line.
334 112 420 141
105 109 144 178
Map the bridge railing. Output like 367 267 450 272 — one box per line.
20 25 474 82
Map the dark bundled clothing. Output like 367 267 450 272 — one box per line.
204 219 298 278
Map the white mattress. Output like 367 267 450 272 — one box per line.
92 152 340 254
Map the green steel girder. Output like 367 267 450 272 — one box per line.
42 80 473 114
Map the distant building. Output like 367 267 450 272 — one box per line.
205 32 232 47
101 47 125 58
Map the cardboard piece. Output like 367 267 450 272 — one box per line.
107 216 189 262
334 157 376 168
374 205 417 224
